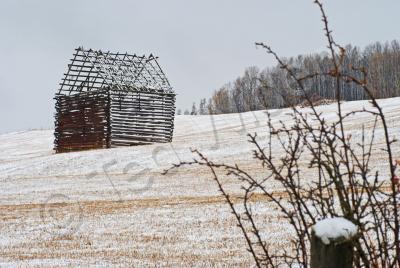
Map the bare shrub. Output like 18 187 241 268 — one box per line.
165 1 399 267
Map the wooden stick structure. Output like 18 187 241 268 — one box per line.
54 47 176 153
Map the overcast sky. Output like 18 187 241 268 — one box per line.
0 0 399 133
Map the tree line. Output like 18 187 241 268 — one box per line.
178 40 400 115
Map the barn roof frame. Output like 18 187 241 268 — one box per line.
58 47 174 95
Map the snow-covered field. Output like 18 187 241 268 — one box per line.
0 98 399 267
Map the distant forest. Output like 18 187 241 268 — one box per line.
179 40 400 115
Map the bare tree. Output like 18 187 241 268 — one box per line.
210 84 233 114
191 102 198 115
198 98 207 115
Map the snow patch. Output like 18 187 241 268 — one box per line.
313 217 357 245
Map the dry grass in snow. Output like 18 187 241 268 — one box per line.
0 98 399 267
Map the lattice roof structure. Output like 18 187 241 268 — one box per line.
58 47 174 95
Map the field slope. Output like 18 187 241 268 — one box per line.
0 98 399 267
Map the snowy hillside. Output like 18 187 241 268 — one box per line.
0 98 399 267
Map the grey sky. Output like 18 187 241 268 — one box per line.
0 0 399 133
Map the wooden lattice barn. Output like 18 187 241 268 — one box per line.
54 47 176 153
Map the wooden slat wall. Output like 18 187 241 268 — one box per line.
54 88 176 152
109 89 175 146
54 89 110 153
